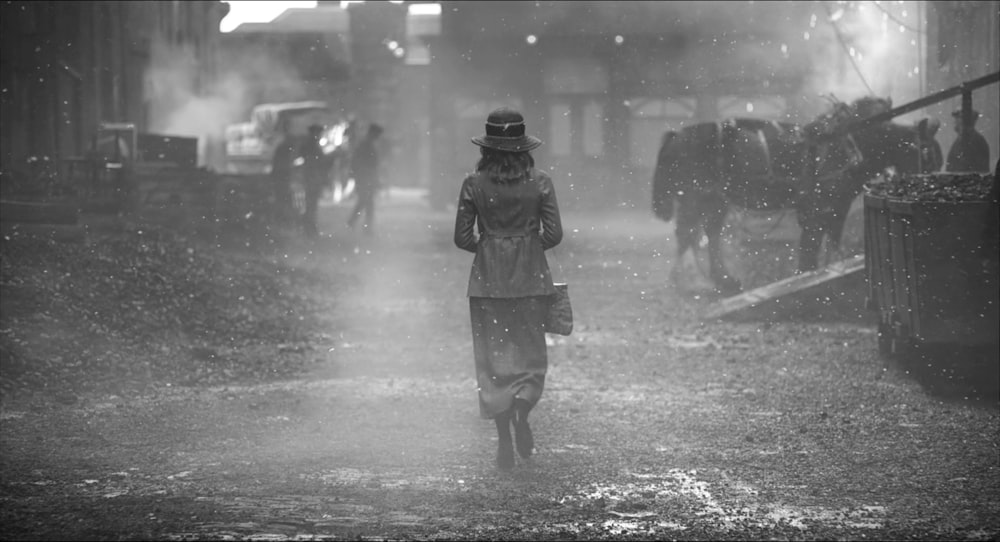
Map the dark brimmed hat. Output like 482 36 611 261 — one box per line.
471 108 542 152
952 109 980 119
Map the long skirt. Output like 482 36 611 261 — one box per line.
469 296 549 419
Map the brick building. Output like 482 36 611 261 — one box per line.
0 1 228 186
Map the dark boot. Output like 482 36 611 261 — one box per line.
513 399 534 459
495 411 515 470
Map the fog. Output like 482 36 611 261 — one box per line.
143 1 928 171
2 5 996 537
145 35 312 169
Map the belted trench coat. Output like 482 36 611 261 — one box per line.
454 169 563 298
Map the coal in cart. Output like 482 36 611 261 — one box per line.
863 172 999 356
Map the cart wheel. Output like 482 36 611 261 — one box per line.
877 322 895 356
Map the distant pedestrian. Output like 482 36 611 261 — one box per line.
946 109 991 173
347 123 383 234
270 134 297 224
454 107 563 471
300 124 332 238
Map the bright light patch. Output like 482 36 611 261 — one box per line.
409 3 441 15
220 1 317 33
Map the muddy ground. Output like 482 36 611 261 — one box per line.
1 188 998 541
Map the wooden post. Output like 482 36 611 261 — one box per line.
961 89 974 130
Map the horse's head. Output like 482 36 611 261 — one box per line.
853 117 943 176
840 96 940 174
851 96 892 120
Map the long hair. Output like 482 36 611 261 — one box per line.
476 147 535 184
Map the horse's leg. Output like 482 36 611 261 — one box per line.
671 195 699 284
797 215 824 272
823 192 859 263
704 197 741 295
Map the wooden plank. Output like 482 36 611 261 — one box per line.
888 206 913 339
702 253 866 320
839 71 1000 135
863 199 885 312
1 200 79 224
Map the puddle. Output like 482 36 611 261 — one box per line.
304 468 465 492
559 469 887 533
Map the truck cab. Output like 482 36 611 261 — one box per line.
223 101 346 175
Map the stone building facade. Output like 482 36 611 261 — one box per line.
0 1 228 187
421 1 826 210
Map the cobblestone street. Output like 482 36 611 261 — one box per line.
2 189 998 540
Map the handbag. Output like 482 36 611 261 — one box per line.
545 282 573 335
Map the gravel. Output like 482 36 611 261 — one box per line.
865 172 995 202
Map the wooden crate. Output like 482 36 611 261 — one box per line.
864 193 999 352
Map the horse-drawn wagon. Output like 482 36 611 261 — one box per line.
864 172 999 355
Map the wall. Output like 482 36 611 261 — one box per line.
424 1 821 210
927 1 1000 169
422 1 980 211
0 1 227 192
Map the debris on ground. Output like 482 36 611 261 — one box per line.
0 224 332 398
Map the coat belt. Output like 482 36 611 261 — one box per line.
483 230 536 239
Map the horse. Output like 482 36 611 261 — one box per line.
651 97 942 295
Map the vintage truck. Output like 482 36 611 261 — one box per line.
223 100 348 176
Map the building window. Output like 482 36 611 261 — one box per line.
549 102 572 157
717 95 787 119
543 57 608 95
628 97 696 168
549 99 605 158
582 101 603 157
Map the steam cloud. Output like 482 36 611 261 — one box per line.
144 37 310 170
800 2 924 116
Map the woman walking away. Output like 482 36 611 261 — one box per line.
454 107 563 471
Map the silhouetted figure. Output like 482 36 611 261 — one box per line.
270 134 296 224
454 107 562 471
300 124 332 238
347 123 383 235
946 109 991 173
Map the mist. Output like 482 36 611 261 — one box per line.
144 36 311 169
799 1 925 116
